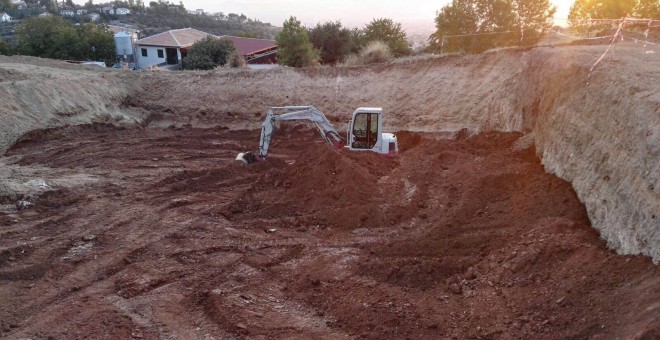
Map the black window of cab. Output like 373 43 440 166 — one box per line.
352 112 379 149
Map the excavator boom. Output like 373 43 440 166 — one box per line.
236 106 344 164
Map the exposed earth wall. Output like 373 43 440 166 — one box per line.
1 45 658 262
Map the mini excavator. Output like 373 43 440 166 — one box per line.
236 105 398 164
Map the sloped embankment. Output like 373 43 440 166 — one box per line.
0 56 142 155
133 45 659 262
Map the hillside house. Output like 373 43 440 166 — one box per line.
135 28 210 68
0 12 12 22
89 12 100 21
115 8 130 15
135 28 278 69
102 6 114 15
60 9 74 17
76 9 87 15
219 36 278 64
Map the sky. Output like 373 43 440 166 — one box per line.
80 0 576 34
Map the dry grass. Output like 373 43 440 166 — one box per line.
341 41 393 67
360 41 393 64
342 54 362 66
229 52 247 68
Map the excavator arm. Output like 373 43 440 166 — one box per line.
236 106 344 164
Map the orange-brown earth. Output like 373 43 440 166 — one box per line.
1 124 657 339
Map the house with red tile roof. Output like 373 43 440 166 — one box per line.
219 36 278 65
135 28 277 69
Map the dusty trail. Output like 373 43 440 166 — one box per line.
0 124 657 339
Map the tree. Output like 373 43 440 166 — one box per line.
349 27 366 53
569 0 637 21
78 23 116 65
182 36 236 70
430 0 554 53
39 0 57 12
18 16 71 56
635 0 660 18
514 0 556 46
307 21 352 65
276 16 319 67
430 0 512 53
363 18 411 57
17 17 115 64
0 37 12 56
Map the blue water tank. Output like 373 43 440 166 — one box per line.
114 31 133 56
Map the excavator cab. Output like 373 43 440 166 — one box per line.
348 108 398 155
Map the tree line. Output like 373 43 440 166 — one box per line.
276 0 659 66
276 17 412 67
189 0 660 69
1 16 115 65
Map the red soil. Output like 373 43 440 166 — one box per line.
0 124 657 339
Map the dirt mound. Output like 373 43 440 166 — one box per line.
225 143 403 230
358 132 591 290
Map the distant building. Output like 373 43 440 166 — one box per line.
76 9 87 15
89 12 100 21
219 36 278 64
135 28 278 69
136 28 210 68
194 9 204 15
60 9 74 17
115 8 130 15
38 12 52 17
0 12 12 22
102 6 114 15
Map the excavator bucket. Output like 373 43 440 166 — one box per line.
235 152 258 165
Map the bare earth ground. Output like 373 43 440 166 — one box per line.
0 124 657 339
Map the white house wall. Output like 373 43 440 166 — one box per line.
136 45 181 68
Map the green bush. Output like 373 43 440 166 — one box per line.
307 21 352 65
0 37 12 55
182 36 236 70
364 18 411 57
